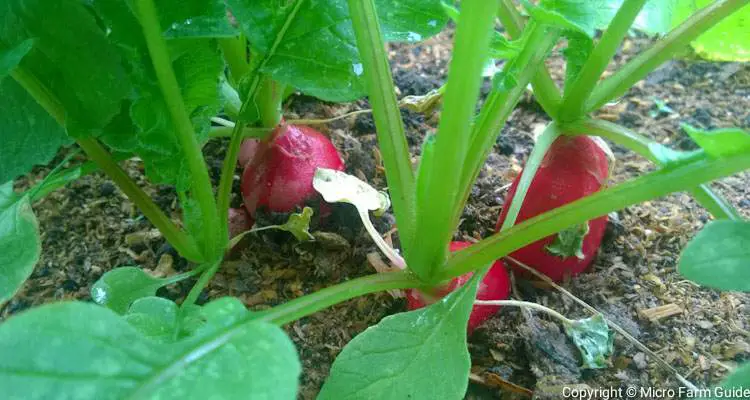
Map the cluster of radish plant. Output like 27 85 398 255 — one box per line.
0 0 749 398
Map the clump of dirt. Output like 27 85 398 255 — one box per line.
4 25 750 400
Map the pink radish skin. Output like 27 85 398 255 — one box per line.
406 241 511 333
496 135 610 282
240 124 344 217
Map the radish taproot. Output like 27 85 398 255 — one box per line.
496 135 610 282
240 124 344 217
406 241 511 333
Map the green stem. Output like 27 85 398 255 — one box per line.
564 118 742 220
257 75 282 128
79 139 204 262
498 122 561 231
347 0 417 255
219 36 249 85
497 0 562 118
586 0 750 112
11 68 203 262
440 151 750 280
454 23 560 228
135 0 222 258
559 0 648 121
181 259 221 307
253 270 419 325
409 0 497 281
220 80 242 118
29 152 131 201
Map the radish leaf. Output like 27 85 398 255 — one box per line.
91 267 168 314
227 0 447 102
0 79 71 183
682 124 750 159
679 220 750 292
719 361 750 395
91 1 225 189
0 183 40 305
318 274 481 399
0 39 33 79
124 297 180 343
0 302 300 399
0 0 132 132
546 223 589 260
564 314 613 369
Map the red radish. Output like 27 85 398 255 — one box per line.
496 135 610 282
240 124 344 217
406 241 511 333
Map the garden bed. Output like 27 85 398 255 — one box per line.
4 30 750 399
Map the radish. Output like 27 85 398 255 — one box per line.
496 135 610 282
406 241 511 333
240 124 344 217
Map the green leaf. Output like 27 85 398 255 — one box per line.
0 78 71 183
0 39 33 79
91 267 167 314
161 0 238 39
0 0 132 132
646 142 700 167
528 0 619 37
91 1 225 188
318 274 481 399
274 207 315 242
546 222 589 260
682 124 750 159
564 314 613 369
673 0 750 61
0 183 40 304
0 302 300 399
719 362 750 397
227 0 447 101
124 296 179 343
679 220 750 292
627 0 750 61
178 296 249 338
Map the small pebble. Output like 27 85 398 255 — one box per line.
99 182 116 197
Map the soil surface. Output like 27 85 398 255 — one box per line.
4 27 750 400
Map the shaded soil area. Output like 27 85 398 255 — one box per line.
4 29 750 400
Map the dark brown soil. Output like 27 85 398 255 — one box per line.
3 28 750 400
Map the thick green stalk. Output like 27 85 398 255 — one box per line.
254 271 419 325
219 36 249 85
440 152 750 280
256 75 282 128
410 0 497 281
565 118 742 220
454 23 560 228
559 0 648 121
29 153 130 202
347 0 417 255
586 0 750 112
498 123 561 231
497 0 562 117
77 139 204 262
135 0 222 258
11 68 203 262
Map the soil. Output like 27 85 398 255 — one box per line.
4 27 750 400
